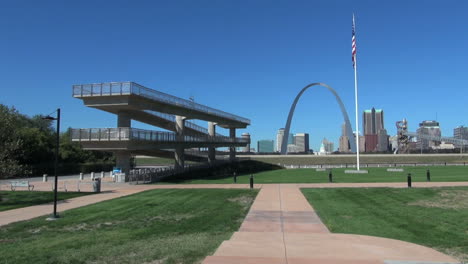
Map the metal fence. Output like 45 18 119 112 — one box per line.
72 82 250 125
71 127 249 144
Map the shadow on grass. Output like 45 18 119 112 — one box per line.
159 160 282 183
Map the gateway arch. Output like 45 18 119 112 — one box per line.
280 82 356 154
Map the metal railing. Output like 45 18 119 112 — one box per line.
72 82 250 125
71 127 249 144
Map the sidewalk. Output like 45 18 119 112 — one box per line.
0 181 465 263
203 184 460 264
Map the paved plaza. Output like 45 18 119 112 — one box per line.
1 179 466 263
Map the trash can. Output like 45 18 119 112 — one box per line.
93 178 101 193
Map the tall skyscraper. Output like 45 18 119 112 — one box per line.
363 108 384 135
363 107 387 152
294 133 310 153
276 128 284 152
257 140 275 153
417 121 441 150
339 122 351 152
454 126 468 148
322 138 334 152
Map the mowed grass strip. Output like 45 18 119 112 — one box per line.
301 187 468 262
0 189 258 264
160 166 468 184
0 191 93 212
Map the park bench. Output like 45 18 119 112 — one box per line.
10 181 34 191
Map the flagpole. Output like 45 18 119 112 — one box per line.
352 14 360 171
354 53 360 170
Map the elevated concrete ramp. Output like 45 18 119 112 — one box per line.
73 82 250 128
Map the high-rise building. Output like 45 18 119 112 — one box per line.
377 129 389 152
294 133 310 153
257 140 275 153
276 128 284 152
339 123 351 152
454 126 468 148
276 128 294 152
354 132 366 152
322 138 334 152
417 121 441 150
363 108 384 135
362 107 387 152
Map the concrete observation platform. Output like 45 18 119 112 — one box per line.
72 82 251 179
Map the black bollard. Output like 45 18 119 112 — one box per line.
328 171 333 183
426 169 431 182
249 174 254 189
407 173 412 188
233 172 237 183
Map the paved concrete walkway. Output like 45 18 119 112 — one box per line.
203 184 460 264
0 181 465 263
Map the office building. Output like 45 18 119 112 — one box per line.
276 128 294 152
363 107 388 152
417 121 441 150
276 128 284 152
339 123 351 152
454 126 468 148
294 133 310 153
257 140 275 153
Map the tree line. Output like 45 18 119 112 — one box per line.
0 104 114 179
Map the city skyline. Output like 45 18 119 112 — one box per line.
1 1 467 151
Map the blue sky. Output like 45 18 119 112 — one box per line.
1 0 467 151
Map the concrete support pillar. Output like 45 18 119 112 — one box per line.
229 127 236 161
175 146 185 171
175 116 185 171
117 112 131 127
115 151 131 181
208 122 216 164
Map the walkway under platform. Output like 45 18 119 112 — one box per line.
203 184 460 264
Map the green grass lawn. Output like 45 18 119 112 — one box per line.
301 187 468 262
0 191 93 212
159 166 468 184
0 189 257 264
250 154 468 165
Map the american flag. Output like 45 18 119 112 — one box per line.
352 15 357 68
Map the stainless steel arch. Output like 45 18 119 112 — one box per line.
280 82 356 154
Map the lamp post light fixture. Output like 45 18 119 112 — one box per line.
42 108 60 220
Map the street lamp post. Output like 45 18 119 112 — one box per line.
43 108 60 219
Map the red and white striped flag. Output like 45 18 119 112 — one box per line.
352 14 357 68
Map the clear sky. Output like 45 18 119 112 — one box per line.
1 0 467 151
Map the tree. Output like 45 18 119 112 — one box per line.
0 105 28 178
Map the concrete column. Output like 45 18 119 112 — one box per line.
229 127 236 161
117 112 131 127
208 122 216 164
115 151 131 181
175 116 185 171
